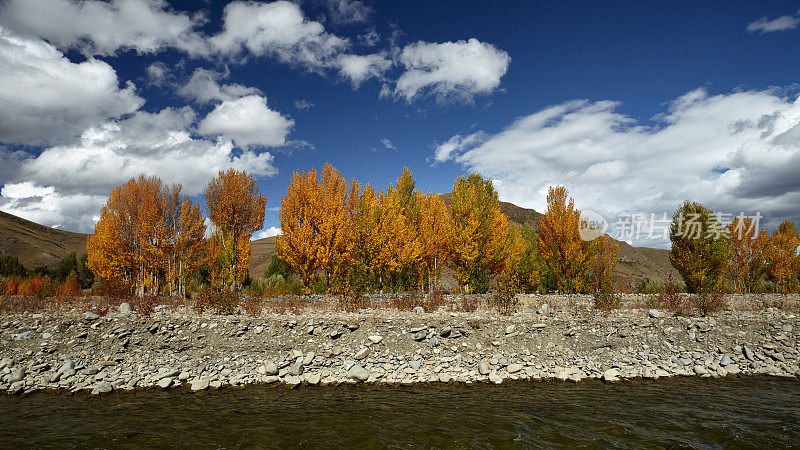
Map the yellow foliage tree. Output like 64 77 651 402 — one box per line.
277 163 352 290
588 234 619 295
767 219 800 293
504 224 542 293
417 192 453 291
374 169 422 290
536 186 592 294
726 216 769 294
204 169 267 290
449 173 509 293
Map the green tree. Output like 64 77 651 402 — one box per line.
669 201 731 293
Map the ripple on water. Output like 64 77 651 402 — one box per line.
1 376 799 448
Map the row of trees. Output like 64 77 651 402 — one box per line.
669 201 800 294
276 164 619 296
87 170 266 297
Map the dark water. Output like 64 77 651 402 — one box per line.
1 377 799 449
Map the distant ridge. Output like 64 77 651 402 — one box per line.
0 210 88 269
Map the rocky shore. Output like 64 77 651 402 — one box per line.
1 295 799 395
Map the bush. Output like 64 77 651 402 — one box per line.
491 272 519 315
659 274 687 313
593 290 620 311
692 291 727 316
194 288 238 314
0 255 26 277
131 295 161 316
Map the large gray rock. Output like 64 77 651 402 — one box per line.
82 311 100 321
347 365 369 382
719 355 732 366
119 303 132 314
648 309 660 319
537 304 551 315
505 325 516 335
263 362 278 376
602 368 620 382
288 361 304 376
58 360 75 373
478 361 491 375
91 382 113 395
157 377 173 389
507 364 523 374
354 348 370 361
8 367 25 383
303 352 315 366
190 378 210 391
743 346 755 361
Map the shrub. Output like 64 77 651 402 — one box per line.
194 288 238 314
132 295 161 316
692 291 727 316
593 290 620 311
242 296 264 317
91 279 133 300
57 272 82 299
491 272 519 315
448 296 484 313
659 274 686 312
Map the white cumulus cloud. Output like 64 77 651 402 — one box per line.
0 26 143 145
434 87 800 247
396 38 511 102
198 95 294 148
178 68 261 104
253 226 282 240
0 0 207 56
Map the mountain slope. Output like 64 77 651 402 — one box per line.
0 210 88 269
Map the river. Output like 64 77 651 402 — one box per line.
1 377 799 448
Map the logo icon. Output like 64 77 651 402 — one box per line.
579 209 608 241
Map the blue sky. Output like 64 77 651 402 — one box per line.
1 0 800 247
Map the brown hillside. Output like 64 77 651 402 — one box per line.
0 210 88 269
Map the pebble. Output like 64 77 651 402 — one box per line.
478 361 490 375
648 309 660 319
354 348 370 360
82 311 100 321
347 365 369 382
368 335 383 344
157 378 173 389
190 378 210 391
91 382 113 395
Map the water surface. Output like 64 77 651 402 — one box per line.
1 377 799 448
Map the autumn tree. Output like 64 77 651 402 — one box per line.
373 169 422 290
277 164 352 290
767 219 800 294
88 175 205 297
417 192 453 291
588 234 619 296
449 173 510 293
204 169 267 291
669 201 731 293
162 188 207 297
536 186 593 294
726 216 769 294
504 224 542 293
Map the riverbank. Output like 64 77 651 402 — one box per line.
1 294 798 395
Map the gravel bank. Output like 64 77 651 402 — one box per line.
1 295 798 395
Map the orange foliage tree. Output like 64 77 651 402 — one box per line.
726 216 769 293
449 173 510 293
588 234 619 295
88 175 206 297
536 186 593 294
204 169 267 291
767 219 800 293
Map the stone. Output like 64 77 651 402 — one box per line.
354 348 370 361
743 346 755 361
91 382 113 395
413 331 426 341
648 309 660 319
409 360 422 370
284 375 302 386
41 332 52 340
602 368 620 382
412 306 425 314
368 335 383 344
190 378 209 391
478 361 491 375
438 373 451 383
428 337 438 347
82 311 100 321
439 326 452 338
304 373 320 385
9 368 25 383
14 331 34 340
303 352 315 365
288 361 304 376
719 355 732 366
694 365 709 375
489 372 503 384
347 365 370 382
263 362 278 376
157 377 173 389
537 304 551 315
119 303 132 314
505 325 516 335
178 371 190 381
507 363 523 374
